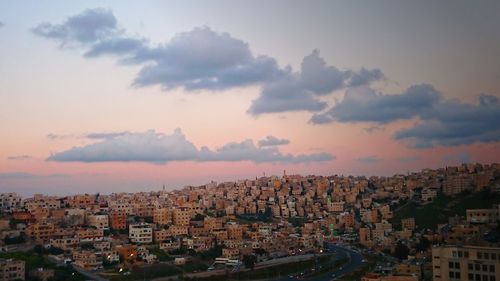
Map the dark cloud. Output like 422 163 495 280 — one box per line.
32 8 118 46
248 50 384 115
33 10 383 115
394 94 500 147
7 155 32 160
354 155 382 163
248 77 328 115
346 68 385 87
257 136 290 147
311 84 441 124
48 129 335 164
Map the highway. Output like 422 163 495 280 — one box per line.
272 243 364 281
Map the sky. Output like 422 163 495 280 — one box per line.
0 0 499 196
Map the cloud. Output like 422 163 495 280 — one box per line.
394 93 500 148
32 8 118 46
346 68 385 87
47 133 76 140
442 151 472 164
7 155 32 160
257 136 290 147
311 84 441 124
364 126 385 133
248 76 328 115
48 129 335 164
354 155 382 163
33 10 383 115
86 131 128 139
248 50 384 115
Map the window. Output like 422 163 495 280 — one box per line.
450 262 455 269
469 273 474 280
465 251 470 258
489 265 495 273
469 264 474 270
456 262 461 269
490 276 496 281
483 275 489 281
459 251 463 258
485 253 490 260
492 253 497 260
478 252 483 259
476 264 481 271
483 265 488 272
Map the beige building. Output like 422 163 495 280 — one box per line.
0 258 25 281
153 208 172 225
466 207 499 224
87 214 109 230
173 208 191 226
432 245 500 281
129 223 153 244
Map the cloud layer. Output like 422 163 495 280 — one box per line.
47 129 335 164
311 84 500 148
33 9 383 114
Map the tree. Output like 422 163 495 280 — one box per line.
242 254 257 270
417 236 431 252
395 241 410 260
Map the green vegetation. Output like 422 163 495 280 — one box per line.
0 251 85 281
195 245 223 261
392 189 500 229
149 247 174 262
288 217 309 227
3 234 26 245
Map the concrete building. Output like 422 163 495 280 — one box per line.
129 223 153 244
0 258 25 281
432 245 500 281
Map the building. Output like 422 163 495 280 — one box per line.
109 212 127 230
173 208 191 226
466 207 499 224
0 258 25 281
432 245 500 281
30 268 54 281
72 251 102 270
153 208 172 225
401 218 416 231
129 223 153 244
87 214 109 230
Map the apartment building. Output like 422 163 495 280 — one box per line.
432 245 500 281
87 214 109 230
0 258 25 281
129 223 153 244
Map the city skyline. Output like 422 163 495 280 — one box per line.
1 1 499 195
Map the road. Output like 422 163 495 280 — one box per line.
73 266 109 281
272 243 364 281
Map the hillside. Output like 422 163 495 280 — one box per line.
391 189 500 230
